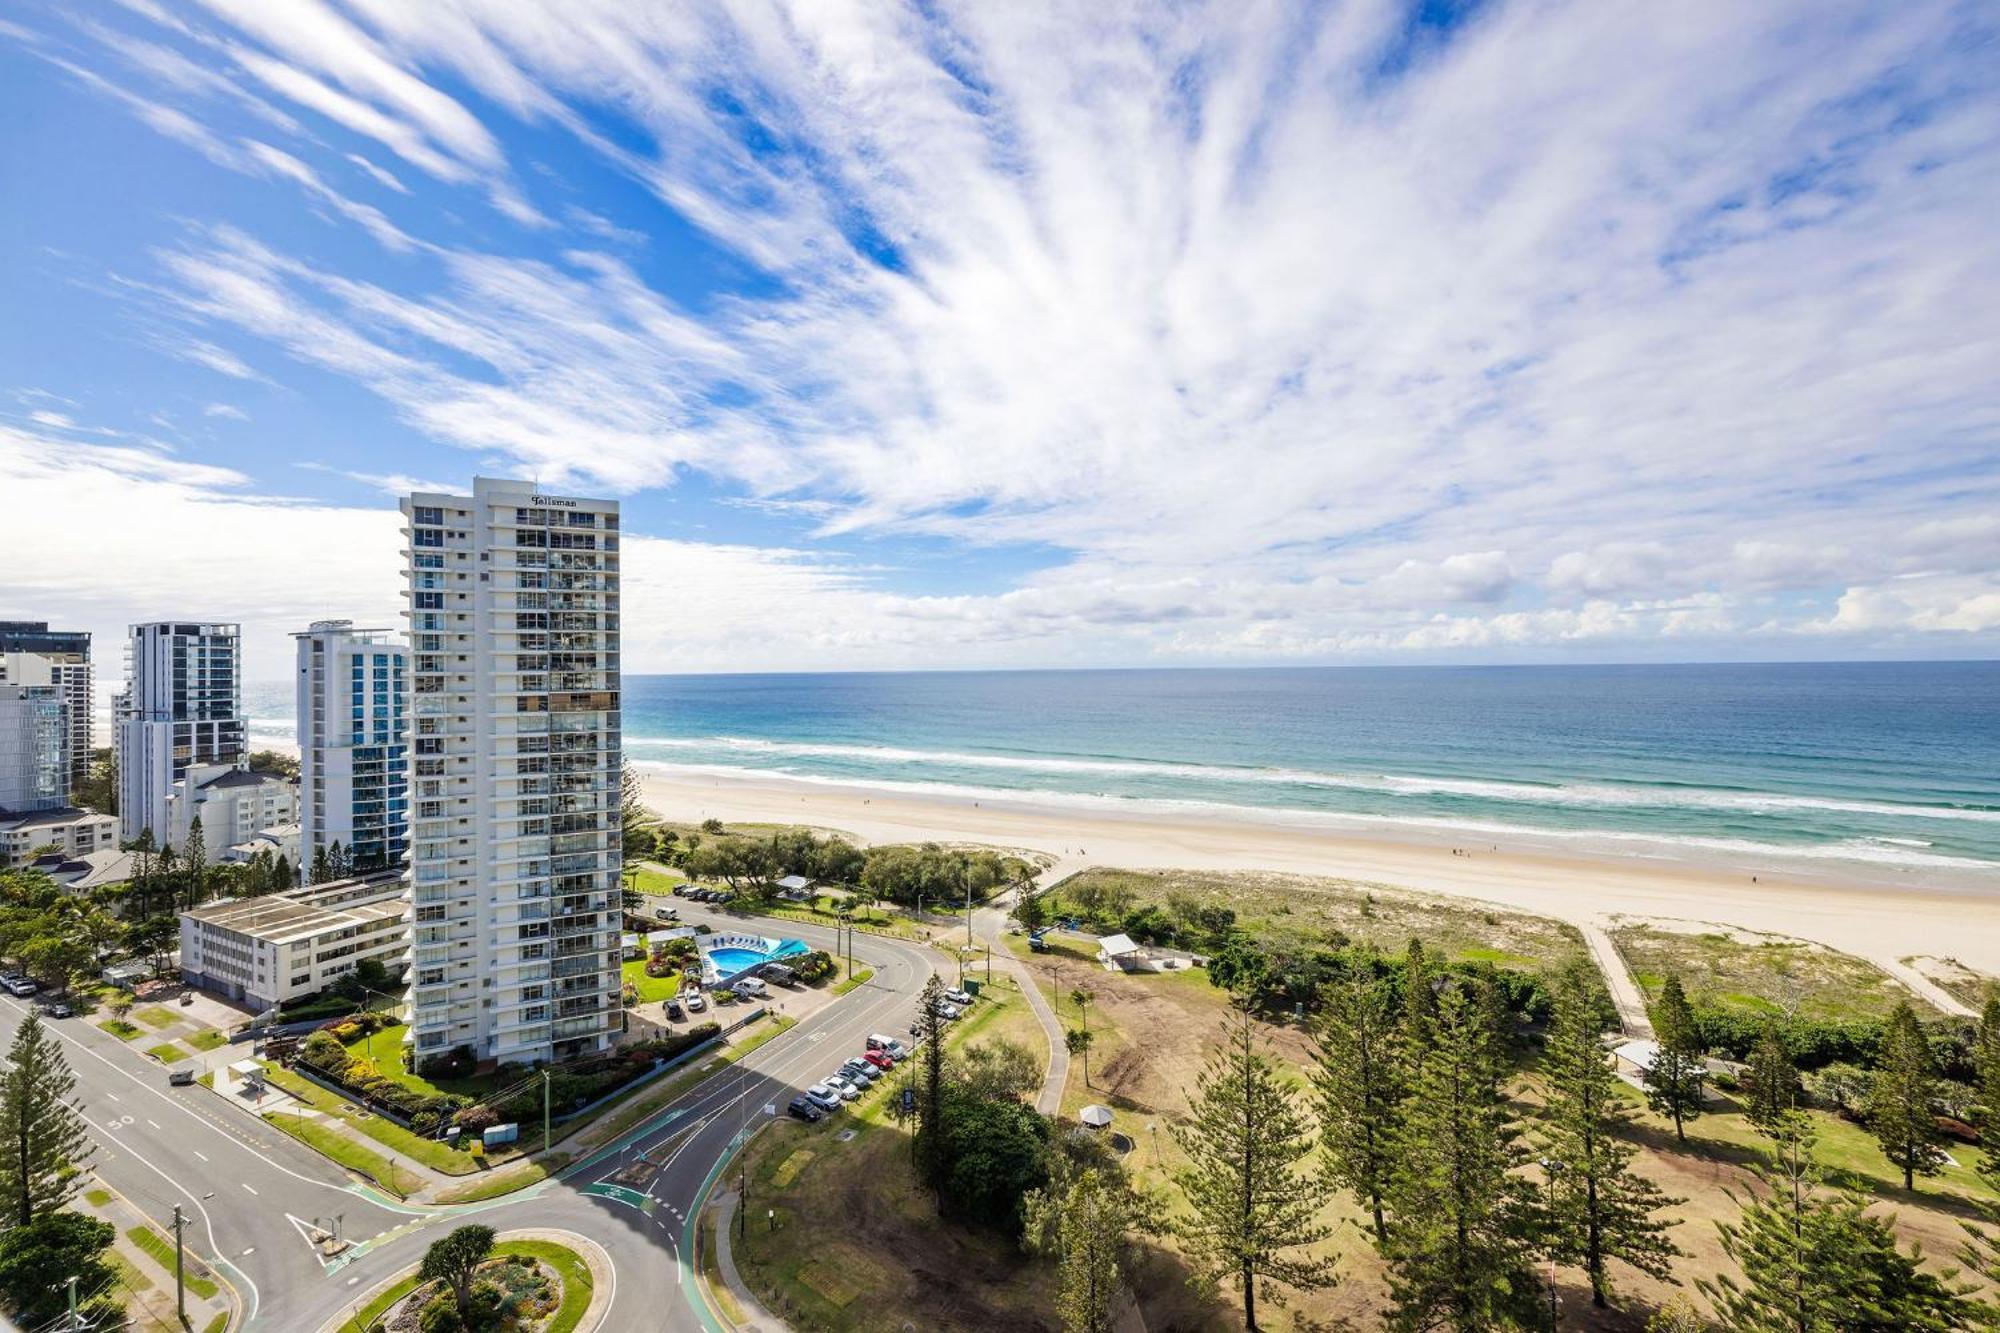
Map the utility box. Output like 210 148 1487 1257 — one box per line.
483 1123 520 1147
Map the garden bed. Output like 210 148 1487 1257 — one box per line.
340 1239 592 1333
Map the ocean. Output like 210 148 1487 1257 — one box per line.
248 662 2000 882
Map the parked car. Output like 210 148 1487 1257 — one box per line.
862 1049 895 1072
944 988 973 1006
866 1034 908 1060
672 884 691 897
169 1068 195 1087
685 991 707 1013
3 978 38 998
839 1057 881 1084
665 999 685 1021
787 1095 822 1123
41 1002 71 1019
934 1002 963 1021
732 977 768 999
804 1083 842 1112
823 1073 862 1101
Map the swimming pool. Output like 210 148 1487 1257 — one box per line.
700 934 810 984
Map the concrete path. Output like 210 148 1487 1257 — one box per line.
710 1186 785 1331
976 891 1070 1116
1581 921 1653 1038
1880 957 1976 1017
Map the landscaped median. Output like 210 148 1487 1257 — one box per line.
327 1230 608 1333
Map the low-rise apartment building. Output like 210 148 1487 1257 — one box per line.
0 806 118 867
179 871 408 1014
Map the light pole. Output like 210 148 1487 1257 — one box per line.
541 1069 552 1156
172 1203 187 1324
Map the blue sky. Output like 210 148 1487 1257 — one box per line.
1 0 1996 681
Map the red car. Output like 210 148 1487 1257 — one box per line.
862 1049 895 1071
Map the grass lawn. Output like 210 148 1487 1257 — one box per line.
262 1064 481 1176
202 1314 229 1333
338 1023 495 1099
621 958 683 1004
132 1005 181 1030
99 1019 142 1041
109 1251 152 1294
832 967 874 996
84 1187 112 1207
433 1154 570 1205
262 1110 423 1198
1047 866 1588 971
187 1029 228 1053
632 863 685 894
334 1239 591 1333
126 1225 220 1298
1614 924 1932 1021
146 1042 189 1063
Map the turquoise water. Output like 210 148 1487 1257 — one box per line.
249 663 2000 882
705 939 809 976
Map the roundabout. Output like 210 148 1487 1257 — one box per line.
328 1229 612 1333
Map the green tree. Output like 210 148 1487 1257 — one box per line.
1644 1294 1707 1332
419 1224 495 1326
310 844 330 886
1382 986 1539 1332
21 935 91 998
1869 1000 1946 1192
326 838 350 881
958 1038 1041 1104
1402 937 1438 1055
0 1013 95 1226
247 749 300 779
1702 1118 1973 1331
1024 1167 1134 1333
1540 961 1683 1309
1171 1014 1336 1330
0 1210 119 1329
271 853 293 893
1644 975 1706 1143
621 758 653 857
73 746 116 815
1016 888 1049 933
1065 1028 1095 1089
1975 992 2000 1191
1743 1018 1800 1137
914 973 951 1208
937 1095 1051 1230
1313 955 1404 1246
182 814 208 910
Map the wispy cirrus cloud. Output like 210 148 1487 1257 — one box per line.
3 0 1997 664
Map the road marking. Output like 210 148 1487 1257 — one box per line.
107 1093 120 1102
194 1151 208 1162
242 1247 255 1256
241 1183 258 1195
147 1119 161 1129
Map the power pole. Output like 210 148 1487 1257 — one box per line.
172 1203 187 1325
66 1274 78 1332
541 1069 552 1156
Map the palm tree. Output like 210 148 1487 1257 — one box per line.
1067 1027 1096 1088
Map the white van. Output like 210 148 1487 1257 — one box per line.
732 977 769 999
866 1033 908 1061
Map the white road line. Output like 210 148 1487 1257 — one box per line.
194 1151 208 1162
242 1183 259 1195
147 1119 161 1129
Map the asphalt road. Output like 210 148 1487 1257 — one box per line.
1 902 938 1331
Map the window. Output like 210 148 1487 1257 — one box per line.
413 505 444 525
414 528 443 548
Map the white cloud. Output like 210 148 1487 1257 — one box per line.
202 402 248 420
8 0 2000 663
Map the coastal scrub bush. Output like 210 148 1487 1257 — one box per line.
1805 1062 1875 1117
793 950 836 983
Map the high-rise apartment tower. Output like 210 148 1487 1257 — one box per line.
0 621 92 793
294 621 410 878
399 478 623 1067
116 622 246 844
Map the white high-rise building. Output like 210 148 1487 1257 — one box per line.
117 622 247 845
0 684 67 814
0 622 92 795
294 621 411 878
399 478 624 1068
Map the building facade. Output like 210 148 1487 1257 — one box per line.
0 684 67 813
400 477 624 1067
0 806 118 867
180 871 409 1014
294 621 411 876
0 622 91 794
117 622 247 844
162 763 301 858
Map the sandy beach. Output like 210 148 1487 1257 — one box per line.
637 763 2000 983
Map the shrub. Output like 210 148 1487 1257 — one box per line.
454 1105 500 1134
419 1045 477 1081
1804 1062 1874 1117
793 950 836 983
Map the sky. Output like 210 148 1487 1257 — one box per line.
0 0 1996 684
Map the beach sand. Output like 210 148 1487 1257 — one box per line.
637 764 2000 983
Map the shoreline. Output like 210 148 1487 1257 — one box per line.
635 762 2000 978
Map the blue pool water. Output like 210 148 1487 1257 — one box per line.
706 939 809 976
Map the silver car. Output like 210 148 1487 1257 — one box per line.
823 1072 862 1101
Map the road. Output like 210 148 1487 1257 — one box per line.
3 902 938 1331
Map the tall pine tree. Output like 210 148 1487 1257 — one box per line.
1539 961 1683 1308
1172 1013 1336 1330
1702 1118 1973 1331
1313 955 1404 1246
1382 986 1539 1332
1644 975 1706 1143
1869 1000 1946 1192
1742 1018 1800 1136
1024 1167 1134 1333
182 815 207 911
913 973 950 1208
1974 990 2000 1191
1402 937 1438 1056
0 1013 95 1226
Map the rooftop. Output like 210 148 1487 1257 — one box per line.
183 870 405 945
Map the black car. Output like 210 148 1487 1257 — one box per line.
787 1095 823 1123
665 998 685 1021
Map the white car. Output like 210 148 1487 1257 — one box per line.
944 989 973 1006
935 1002 962 1021
867 1034 908 1061
804 1084 842 1112
823 1073 862 1101
684 991 706 1013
